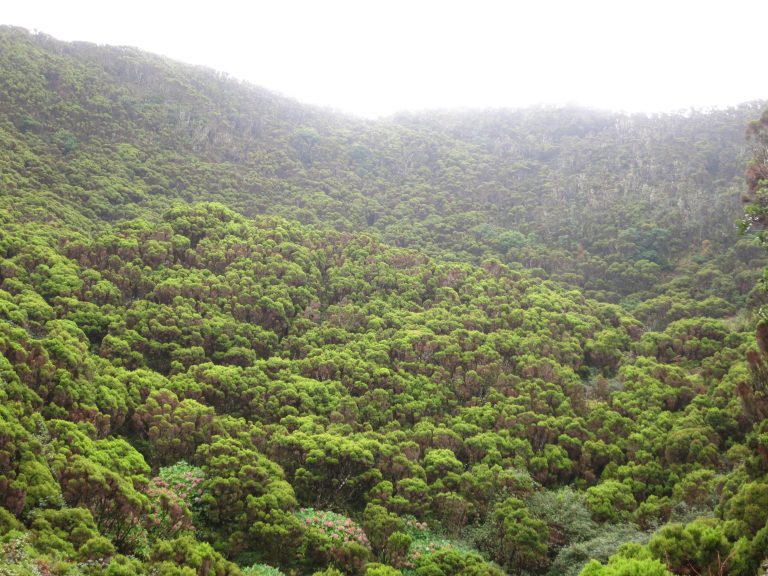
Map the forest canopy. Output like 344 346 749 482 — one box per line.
0 25 767 576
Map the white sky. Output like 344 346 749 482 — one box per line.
2 0 767 118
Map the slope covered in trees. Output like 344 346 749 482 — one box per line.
0 26 765 316
2 202 767 575
1 25 767 576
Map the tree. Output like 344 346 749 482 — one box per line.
586 481 637 523
361 503 405 557
648 520 731 576
149 535 243 575
741 108 768 236
195 437 300 562
56 455 149 551
580 557 672 576
479 497 548 572
413 548 504 576
133 389 220 466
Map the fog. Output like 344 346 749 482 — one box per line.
3 0 766 118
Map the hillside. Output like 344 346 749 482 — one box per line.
0 26 765 315
1 26 768 576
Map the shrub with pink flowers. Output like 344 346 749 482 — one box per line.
295 508 372 574
146 460 206 540
295 508 370 549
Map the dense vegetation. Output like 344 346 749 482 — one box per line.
0 26 765 315
1 26 767 576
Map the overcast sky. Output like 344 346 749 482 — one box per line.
3 0 767 118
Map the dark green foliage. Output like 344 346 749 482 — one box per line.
194 436 299 562
362 504 405 557
149 535 243 575
413 548 504 576
647 519 731 576
580 555 672 576
475 497 549 572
